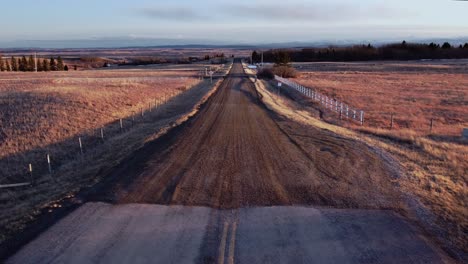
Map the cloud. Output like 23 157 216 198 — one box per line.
135 2 408 23
137 7 207 21
223 3 405 22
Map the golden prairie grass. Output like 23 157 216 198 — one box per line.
295 71 468 136
0 70 201 183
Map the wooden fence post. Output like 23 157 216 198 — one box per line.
29 163 34 186
47 154 56 183
390 114 394 130
430 118 434 133
79 137 83 155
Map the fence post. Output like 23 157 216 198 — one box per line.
340 103 343 119
120 118 123 132
430 118 434 133
360 111 364 126
100 127 104 141
390 114 394 129
79 137 83 155
29 163 34 186
47 154 56 182
47 154 52 174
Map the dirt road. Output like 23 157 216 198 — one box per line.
6 60 451 263
93 60 399 209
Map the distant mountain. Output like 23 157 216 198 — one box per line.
1 37 467 50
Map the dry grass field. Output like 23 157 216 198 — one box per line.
257 61 467 258
293 62 468 136
0 70 201 183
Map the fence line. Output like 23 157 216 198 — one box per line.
275 75 365 125
0 90 183 188
0 63 233 189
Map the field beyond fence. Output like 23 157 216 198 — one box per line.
292 64 468 138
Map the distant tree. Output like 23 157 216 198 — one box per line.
428 42 438 49
6 60 11 71
50 57 56 71
74 65 77 70
28 55 35 71
464 43 468 49
36 59 42 72
57 56 64 71
42 59 49 71
274 50 291 66
19 56 28 71
251 51 259 63
0 56 5 71
204 54 210 60
11 56 17 71
401 40 407 47
367 43 374 49
64 65 69 71
442 42 452 49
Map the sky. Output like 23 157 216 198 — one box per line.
1 0 468 47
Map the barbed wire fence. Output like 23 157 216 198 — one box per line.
0 90 182 189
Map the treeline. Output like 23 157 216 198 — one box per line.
0 55 69 72
252 41 468 63
118 53 230 66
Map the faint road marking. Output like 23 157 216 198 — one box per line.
227 222 238 264
218 221 229 264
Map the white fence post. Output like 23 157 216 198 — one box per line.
29 163 34 185
47 154 52 174
360 111 364 126
79 137 83 155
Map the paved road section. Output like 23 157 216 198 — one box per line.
8 203 446 264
